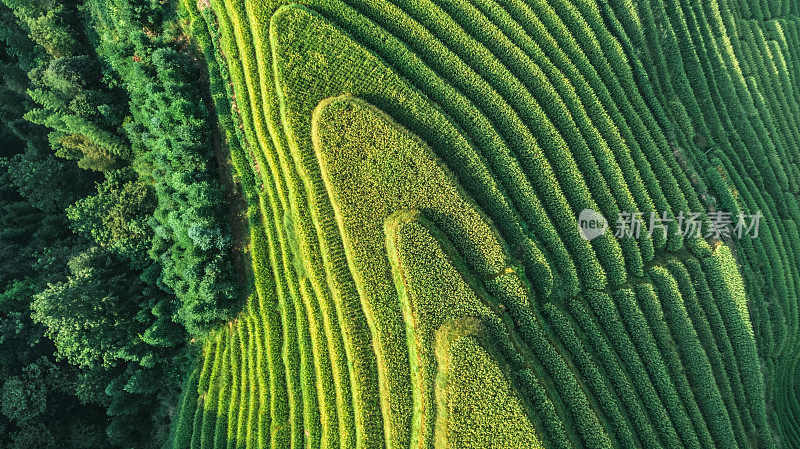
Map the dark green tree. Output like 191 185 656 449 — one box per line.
32 246 154 368
67 168 154 266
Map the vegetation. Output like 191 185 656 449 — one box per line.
3 0 800 447
167 0 800 446
0 0 241 446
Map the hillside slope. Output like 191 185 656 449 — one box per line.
172 0 800 447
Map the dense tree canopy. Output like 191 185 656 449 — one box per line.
0 0 240 446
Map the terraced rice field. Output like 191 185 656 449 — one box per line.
174 0 800 446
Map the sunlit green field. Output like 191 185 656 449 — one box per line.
172 0 800 446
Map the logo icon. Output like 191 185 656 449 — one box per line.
579 208 607 241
